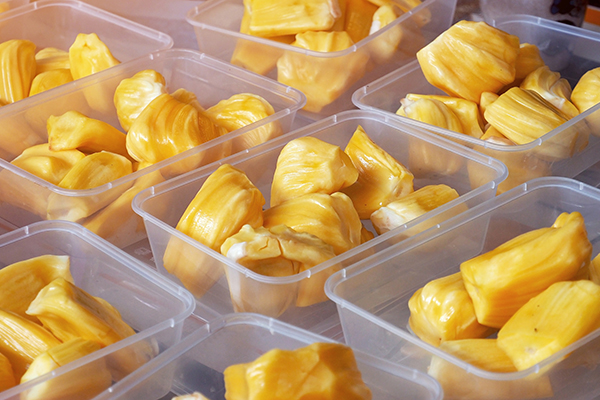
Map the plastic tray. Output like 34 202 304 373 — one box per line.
0 48 305 249
133 109 507 335
0 0 27 13
352 15 600 194
326 176 600 400
96 313 444 400
0 220 195 400
186 0 457 120
0 0 173 98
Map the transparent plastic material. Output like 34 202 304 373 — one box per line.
186 0 457 120
0 220 195 400
0 0 173 100
0 0 27 13
353 15 600 194
327 177 600 400
97 313 444 400
0 48 305 249
133 109 507 335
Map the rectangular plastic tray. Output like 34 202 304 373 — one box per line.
133 109 507 336
353 15 600 194
326 176 600 400
96 313 443 400
186 0 456 120
0 48 305 249
0 220 195 400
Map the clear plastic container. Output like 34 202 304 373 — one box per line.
133 109 507 335
96 313 444 400
0 0 173 99
353 15 600 194
0 0 28 13
0 48 305 249
326 176 600 400
0 220 195 400
186 0 457 120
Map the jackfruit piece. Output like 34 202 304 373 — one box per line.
512 43 546 87
416 21 520 103
47 110 129 159
0 39 37 104
403 94 485 138
343 0 378 44
163 164 265 297
368 3 404 64
397 97 465 134
29 69 73 96
68 33 119 80
479 125 514 145
82 166 165 248
126 93 221 167
590 253 600 285
408 272 494 347
571 67 600 113
370 184 459 235
361 225 375 243
341 125 414 219
170 88 205 112
478 91 499 121
428 339 554 400
497 280 600 371
0 351 15 392
231 7 295 75
460 212 592 328
264 192 362 255
520 66 580 119
47 151 133 222
223 342 372 400
222 224 337 313
0 255 72 322
270 136 358 207
205 93 282 152
0 308 61 381
113 69 167 132
277 30 369 113
10 143 86 185
35 47 70 75
20 338 112 400
248 0 341 37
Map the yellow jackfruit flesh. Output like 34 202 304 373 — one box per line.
248 0 341 37
397 97 465 134
0 352 15 392
416 21 519 103
403 94 485 138
479 126 515 145
520 66 580 119
35 47 70 75
223 342 372 400
571 67 600 113
460 212 592 328
368 3 403 64
370 184 459 235
68 33 119 80
590 253 600 285
20 338 112 400
47 110 129 159
341 125 414 219
408 272 494 347
0 255 72 322
163 164 265 298
205 93 282 152
29 69 73 97
484 87 579 161
264 192 362 255
497 280 600 371
56 151 132 190
113 69 167 132
343 0 378 44
277 30 369 113
126 93 221 166
513 43 546 85
0 39 37 104
0 308 61 381
270 136 358 207
10 143 86 185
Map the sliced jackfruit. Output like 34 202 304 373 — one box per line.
0 39 37 104
368 3 404 64
35 47 70 75
10 143 86 185
571 67 600 113
270 136 358 207
341 125 414 219
416 21 520 103
343 0 378 44
29 69 73 97
520 66 580 119
397 96 465 135
0 351 15 392
68 33 119 80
